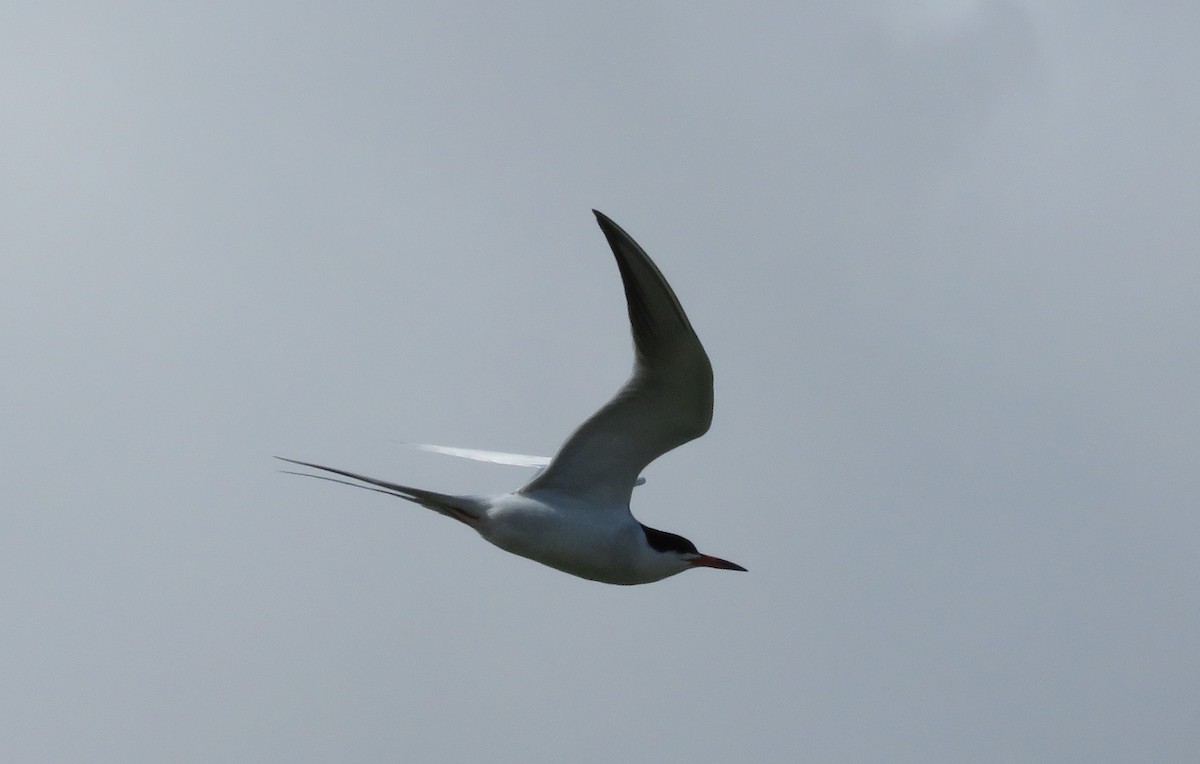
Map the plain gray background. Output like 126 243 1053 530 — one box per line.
4 2 1197 762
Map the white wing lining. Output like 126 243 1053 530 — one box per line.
408 443 646 486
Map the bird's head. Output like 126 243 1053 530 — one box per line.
640 524 747 576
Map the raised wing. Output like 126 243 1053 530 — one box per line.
411 443 551 468
520 211 712 506
410 442 646 486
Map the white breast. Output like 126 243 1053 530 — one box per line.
476 493 676 585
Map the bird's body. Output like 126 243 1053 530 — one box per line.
483 491 659 585
280 211 745 585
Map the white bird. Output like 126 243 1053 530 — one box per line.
279 210 745 585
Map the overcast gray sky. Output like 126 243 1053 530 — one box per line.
3 2 1197 762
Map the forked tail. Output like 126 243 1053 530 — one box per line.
276 457 487 526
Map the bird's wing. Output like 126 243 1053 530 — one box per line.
520 211 712 507
409 442 647 486
409 443 552 468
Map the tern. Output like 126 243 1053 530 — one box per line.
279 211 745 584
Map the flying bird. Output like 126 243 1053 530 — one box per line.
279 211 745 584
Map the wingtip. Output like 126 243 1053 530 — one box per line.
591 209 631 244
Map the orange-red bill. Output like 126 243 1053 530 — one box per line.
690 554 747 572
